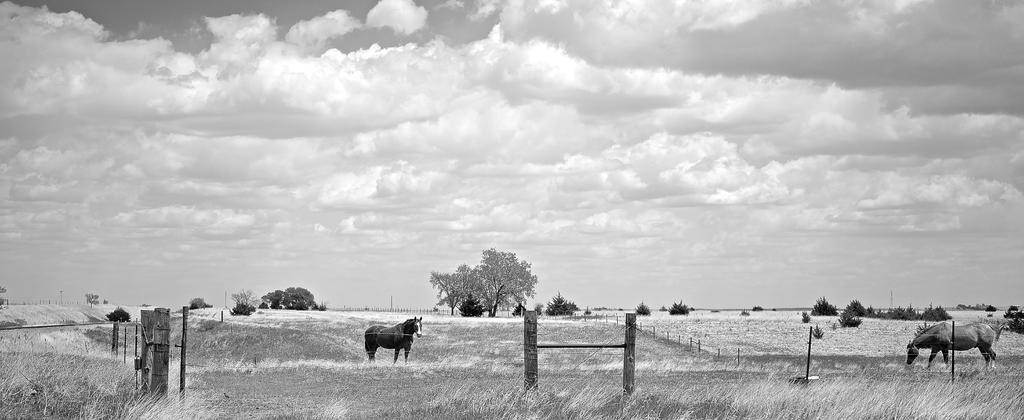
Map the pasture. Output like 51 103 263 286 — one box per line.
2 305 1024 419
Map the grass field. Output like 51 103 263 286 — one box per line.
2 306 1023 419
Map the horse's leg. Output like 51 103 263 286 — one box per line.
927 348 939 368
365 337 377 362
404 344 410 363
941 349 949 365
393 348 400 364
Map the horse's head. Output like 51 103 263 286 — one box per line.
906 342 919 365
403 317 423 338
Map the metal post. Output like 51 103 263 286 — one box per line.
623 313 636 395
134 324 139 388
180 306 188 394
806 326 812 380
698 339 701 353
737 348 740 366
524 311 538 389
123 325 127 363
689 337 693 352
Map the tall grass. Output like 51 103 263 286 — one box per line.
0 328 218 419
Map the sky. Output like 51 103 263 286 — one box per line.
1 0 1022 310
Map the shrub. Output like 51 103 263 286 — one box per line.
459 294 485 317
188 297 213 310
985 305 998 312
801 312 811 323
1004 307 1023 320
837 309 862 327
314 302 327 311
105 307 130 322
920 305 952 321
1010 305 1020 312
230 303 255 316
812 324 825 339
751 306 764 312
258 302 269 309
1007 318 1024 334
811 297 837 316
740 310 750 316
845 300 867 317
636 302 651 316
534 303 544 315
658 305 668 312
669 301 691 315
544 292 579 316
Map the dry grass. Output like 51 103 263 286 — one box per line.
3 306 1024 419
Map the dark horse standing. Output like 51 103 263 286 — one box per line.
907 321 1003 367
364 317 423 363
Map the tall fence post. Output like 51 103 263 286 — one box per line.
180 306 188 394
141 308 171 396
623 313 636 395
951 321 955 384
111 323 118 354
805 325 813 380
524 311 538 390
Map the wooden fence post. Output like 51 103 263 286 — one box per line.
141 308 171 396
180 306 188 394
524 311 538 390
805 325 812 380
623 313 636 395
951 321 955 384
111 323 118 354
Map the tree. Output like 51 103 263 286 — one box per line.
544 292 579 316
669 301 691 315
430 264 476 315
106 307 131 322
475 249 538 317
262 290 285 309
752 305 764 312
281 287 316 310
85 293 100 307
811 297 838 316
1 285 8 307
636 302 651 316
459 294 485 317
845 300 867 317
189 297 212 310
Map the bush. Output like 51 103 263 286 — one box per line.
459 294 485 317
920 305 952 321
801 312 811 323
105 307 130 322
1004 307 1023 320
230 303 255 316
837 309 862 327
188 297 213 310
314 302 327 311
1010 305 1020 312
544 292 579 316
258 302 269 309
669 301 691 315
845 300 867 317
812 324 824 339
534 303 544 315
985 305 998 312
1007 318 1024 334
740 310 750 316
751 306 764 312
636 302 651 316
811 297 838 316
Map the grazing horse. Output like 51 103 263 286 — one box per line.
907 321 1003 367
364 317 423 363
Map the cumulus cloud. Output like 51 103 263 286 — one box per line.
366 0 429 35
2 3 1023 307
285 9 361 53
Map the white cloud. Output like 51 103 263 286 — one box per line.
366 0 429 35
285 10 361 53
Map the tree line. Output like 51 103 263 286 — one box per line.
429 248 538 317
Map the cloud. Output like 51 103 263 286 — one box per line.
366 0 429 35
285 9 361 53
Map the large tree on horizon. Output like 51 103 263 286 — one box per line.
476 248 538 318
430 264 477 315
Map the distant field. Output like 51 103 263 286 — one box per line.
2 306 1023 419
